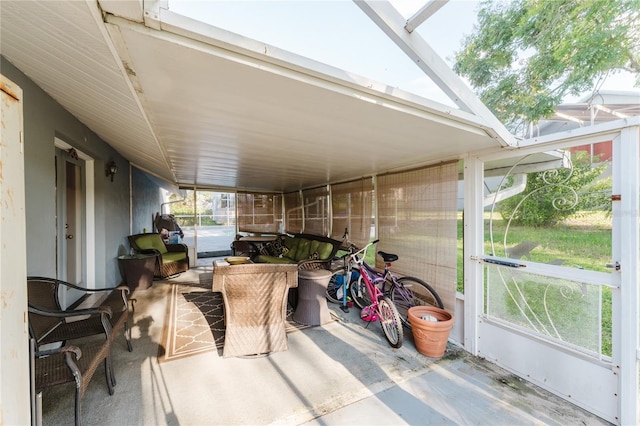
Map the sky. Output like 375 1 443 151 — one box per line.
168 0 637 107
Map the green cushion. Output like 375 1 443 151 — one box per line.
316 242 334 259
309 240 321 257
283 235 296 250
254 236 337 264
161 252 186 263
295 239 312 261
135 234 167 254
306 240 334 260
254 255 297 264
283 236 300 260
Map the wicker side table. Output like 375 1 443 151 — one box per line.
118 254 156 290
293 269 332 326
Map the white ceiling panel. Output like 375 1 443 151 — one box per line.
1 0 172 180
1 0 506 192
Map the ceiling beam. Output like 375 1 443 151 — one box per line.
405 0 449 33
354 0 517 148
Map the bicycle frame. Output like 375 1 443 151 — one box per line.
348 243 385 307
341 238 439 341
348 242 433 312
344 239 404 348
349 244 392 295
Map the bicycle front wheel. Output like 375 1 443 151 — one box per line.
326 271 347 304
391 276 444 328
349 275 372 309
377 296 403 348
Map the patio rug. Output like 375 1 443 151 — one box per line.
157 279 337 363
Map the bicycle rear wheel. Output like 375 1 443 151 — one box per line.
391 276 443 328
377 296 403 348
349 275 371 309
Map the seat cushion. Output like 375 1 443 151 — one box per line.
161 251 187 263
312 241 334 260
134 234 168 254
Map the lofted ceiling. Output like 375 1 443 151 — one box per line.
0 0 510 193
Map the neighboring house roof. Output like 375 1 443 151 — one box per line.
0 0 514 192
530 90 640 137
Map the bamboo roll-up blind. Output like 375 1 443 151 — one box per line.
376 162 458 311
237 192 283 234
330 178 373 248
302 186 329 236
284 191 303 234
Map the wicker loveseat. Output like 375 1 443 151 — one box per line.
128 233 189 278
254 233 342 270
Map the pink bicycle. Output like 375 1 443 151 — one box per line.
345 240 403 348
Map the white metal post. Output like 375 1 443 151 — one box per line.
463 155 484 355
616 126 639 425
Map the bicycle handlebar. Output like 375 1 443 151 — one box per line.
347 239 380 262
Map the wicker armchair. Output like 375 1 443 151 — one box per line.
27 276 132 352
212 263 298 358
128 233 189 278
29 304 115 426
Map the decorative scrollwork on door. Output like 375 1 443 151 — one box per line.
484 150 608 355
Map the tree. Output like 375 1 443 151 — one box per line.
497 151 610 227
454 0 640 133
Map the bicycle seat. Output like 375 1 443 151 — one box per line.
377 251 398 263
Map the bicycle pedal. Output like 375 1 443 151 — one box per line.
340 305 350 313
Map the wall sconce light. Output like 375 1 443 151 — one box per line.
106 160 118 182
67 147 79 160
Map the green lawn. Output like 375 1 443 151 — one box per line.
457 210 613 356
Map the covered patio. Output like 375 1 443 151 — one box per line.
1 1 638 425
38 266 608 425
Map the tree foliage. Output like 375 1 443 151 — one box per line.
167 190 219 226
454 0 640 132
497 151 610 227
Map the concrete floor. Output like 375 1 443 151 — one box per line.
39 265 611 425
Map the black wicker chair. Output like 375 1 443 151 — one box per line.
27 276 132 352
29 304 115 426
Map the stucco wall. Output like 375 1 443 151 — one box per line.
2 56 129 287
131 166 164 235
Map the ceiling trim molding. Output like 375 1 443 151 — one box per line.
92 0 177 181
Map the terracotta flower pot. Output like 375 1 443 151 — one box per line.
408 306 453 358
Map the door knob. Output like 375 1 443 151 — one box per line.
66 234 74 240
